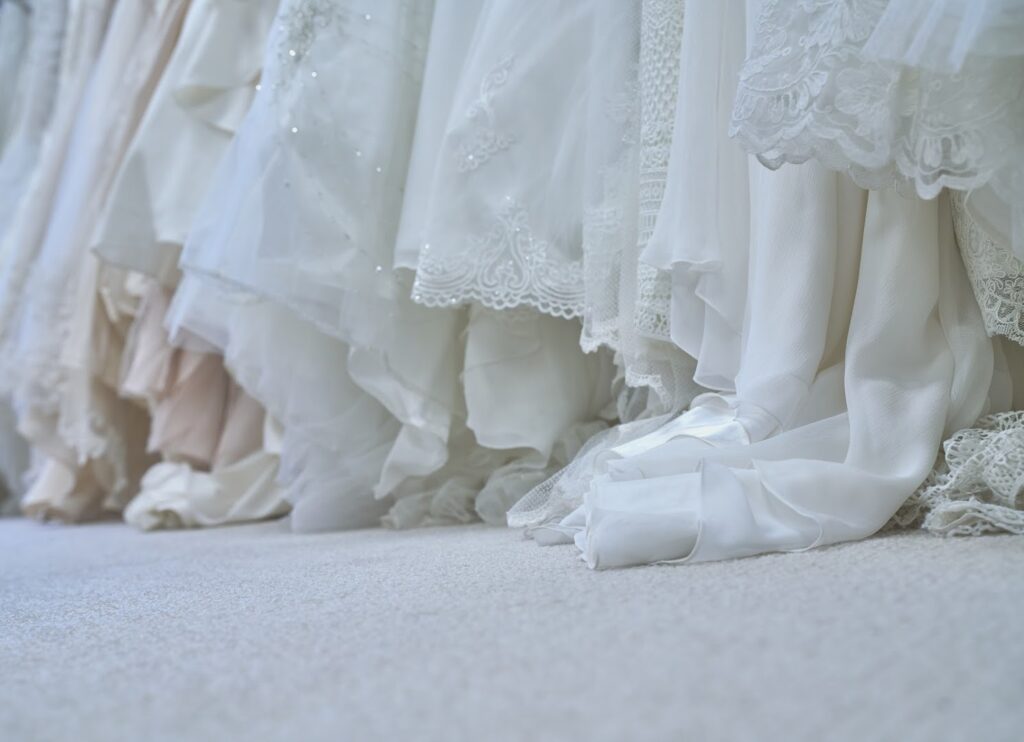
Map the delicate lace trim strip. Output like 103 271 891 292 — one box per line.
730 0 1024 233
412 200 584 319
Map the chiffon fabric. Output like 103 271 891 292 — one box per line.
731 0 1024 262
514 0 1014 568
171 0 614 532
0 0 1021 568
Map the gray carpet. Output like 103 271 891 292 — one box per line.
1 518 1022 741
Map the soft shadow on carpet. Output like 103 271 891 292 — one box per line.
2 519 1022 741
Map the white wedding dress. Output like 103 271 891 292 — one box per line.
513 0 1014 568
170 0 614 532
727 0 1024 544
730 0 1024 262
0 0 1020 565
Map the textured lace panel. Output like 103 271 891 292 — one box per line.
891 411 1024 536
578 0 697 413
730 0 1024 217
634 264 672 339
412 199 584 319
577 3 641 352
456 55 516 172
631 0 682 342
951 191 1024 347
580 176 631 352
619 0 697 412
410 2 611 321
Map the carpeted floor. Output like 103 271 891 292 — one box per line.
1 518 1022 741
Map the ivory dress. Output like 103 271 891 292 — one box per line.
90 0 286 530
171 0 615 531
4 0 188 521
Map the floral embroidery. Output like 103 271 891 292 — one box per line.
413 200 583 319
456 56 516 172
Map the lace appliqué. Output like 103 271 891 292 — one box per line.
276 0 337 67
892 411 1024 537
951 192 1024 347
457 56 516 172
730 0 1024 223
412 199 584 319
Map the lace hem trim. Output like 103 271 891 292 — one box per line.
412 200 584 320
730 0 1024 220
951 191 1024 346
891 411 1024 537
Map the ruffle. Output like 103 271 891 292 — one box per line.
168 280 401 532
123 410 286 531
730 0 1024 259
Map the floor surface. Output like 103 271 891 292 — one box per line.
2 519 1022 741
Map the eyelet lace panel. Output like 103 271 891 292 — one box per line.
412 199 584 319
892 411 1024 536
